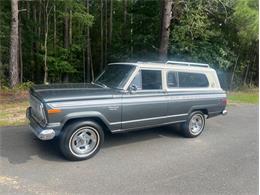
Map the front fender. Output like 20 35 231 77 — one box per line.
60 111 112 130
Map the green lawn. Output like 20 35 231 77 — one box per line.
0 90 29 127
228 91 259 104
0 101 29 127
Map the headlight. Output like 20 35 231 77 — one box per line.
30 95 47 126
38 103 44 119
39 103 47 125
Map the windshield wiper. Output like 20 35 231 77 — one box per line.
92 81 108 88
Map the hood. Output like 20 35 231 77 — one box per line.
30 83 121 102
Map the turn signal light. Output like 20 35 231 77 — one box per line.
47 109 62 114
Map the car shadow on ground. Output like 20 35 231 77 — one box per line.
0 124 183 164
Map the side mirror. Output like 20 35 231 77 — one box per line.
129 84 137 93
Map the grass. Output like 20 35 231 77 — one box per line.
0 90 29 127
0 88 258 127
227 90 259 104
0 101 29 126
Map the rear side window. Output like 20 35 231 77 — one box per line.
178 72 209 88
167 72 178 88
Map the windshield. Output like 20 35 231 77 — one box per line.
95 64 135 89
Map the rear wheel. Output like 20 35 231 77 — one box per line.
182 111 205 138
59 121 104 161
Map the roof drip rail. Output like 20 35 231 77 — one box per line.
166 61 209 68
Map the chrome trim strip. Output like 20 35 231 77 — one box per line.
168 94 226 100
110 113 188 125
112 119 187 133
166 88 222 92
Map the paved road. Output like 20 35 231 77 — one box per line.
0 105 258 195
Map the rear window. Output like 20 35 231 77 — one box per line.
178 72 209 88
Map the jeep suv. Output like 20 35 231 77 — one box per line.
27 61 227 161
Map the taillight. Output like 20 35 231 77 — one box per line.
222 98 227 106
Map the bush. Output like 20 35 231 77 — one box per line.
0 81 34 92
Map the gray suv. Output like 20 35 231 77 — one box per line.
27 61 227 161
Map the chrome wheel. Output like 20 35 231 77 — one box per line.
69 126 100 158
189 114 204 135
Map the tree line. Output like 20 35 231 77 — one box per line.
0 0 258 89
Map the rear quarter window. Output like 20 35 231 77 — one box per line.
178 72 209 88
167 71 178 88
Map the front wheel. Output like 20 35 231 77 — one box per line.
182 111 205 138
59 121 104 161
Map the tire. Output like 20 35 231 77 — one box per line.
182 111 205 138
59 120 104 161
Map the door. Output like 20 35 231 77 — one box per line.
166 71 189 121
122 69 168 129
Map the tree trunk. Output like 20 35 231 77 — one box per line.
26 0 30 18
9 0 19 87
109 0 113 45
86 0 91 82
249 72 253 86
53 1 56 52
229 55 239 90
69 9 72 46
0 17 2 86
130 0 133 57
38 0 42 38
243 63 250 85
159 0 173 61
32 2 38 82
63 6 69 82
243 62 250 85
90 41 94 81
123 0 127 24
64 7 69 49
37 0 42 82
0 52 1 73
104 0 107 66
43 0 52 84
243 48 256 85
245 54 256 85
43 1 49 84
100 0 103 72
19 21 23 83
83 46 85 83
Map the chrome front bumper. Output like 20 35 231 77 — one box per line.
26 107 55 140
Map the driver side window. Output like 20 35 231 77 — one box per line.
130 70 162 90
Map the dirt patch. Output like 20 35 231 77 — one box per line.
0 90 28 104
